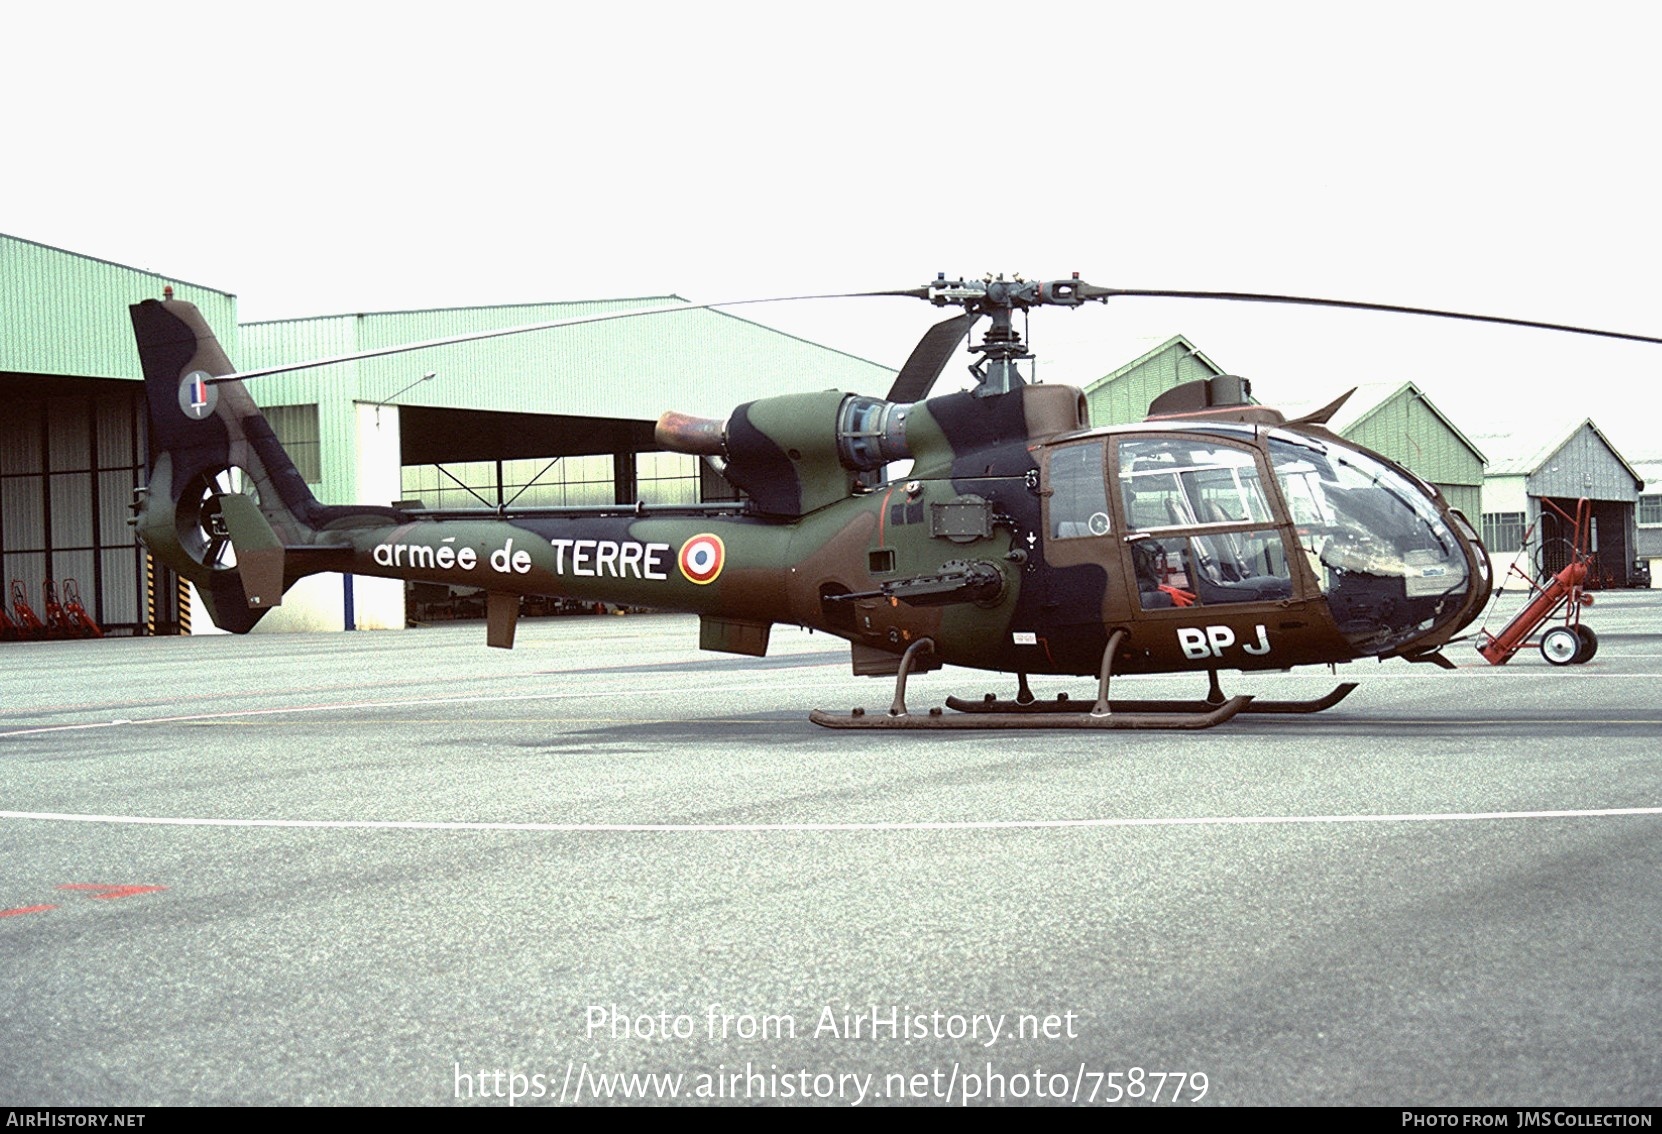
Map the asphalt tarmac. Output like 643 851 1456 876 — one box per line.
3 592 1660 1107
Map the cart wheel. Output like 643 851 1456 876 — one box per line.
1541 626 1582 666
1573 624 1598 663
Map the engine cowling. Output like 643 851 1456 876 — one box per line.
657 392 914 517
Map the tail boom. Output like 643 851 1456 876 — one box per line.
129 298 400 632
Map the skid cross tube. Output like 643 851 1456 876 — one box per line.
809 630 1253 730
946 677 1358 716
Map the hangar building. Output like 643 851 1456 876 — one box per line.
0 233 895 636
236 300 895 631
0 234 237 636
1078 334 1227 424
1478 421 1646 587
1288 380 1485 522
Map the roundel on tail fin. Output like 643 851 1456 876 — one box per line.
177 370 218 420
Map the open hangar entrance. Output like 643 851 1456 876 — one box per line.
0 229 238 641
235 294 896 635
391 405 734 623
397 406 730 510
0 373 172 638
1533 496 1633 585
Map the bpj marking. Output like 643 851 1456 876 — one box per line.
1177 624 1272 660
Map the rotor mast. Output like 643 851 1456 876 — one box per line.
924 273 1105 396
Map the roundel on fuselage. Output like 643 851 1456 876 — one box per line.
678 533 725 585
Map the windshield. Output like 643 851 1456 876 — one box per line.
1268 432 1471 654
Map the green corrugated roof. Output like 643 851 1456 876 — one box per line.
1080 334 1227 426
1303 381 1487 466
238 297 896 421
0 232 238 378
1478 418 1642 485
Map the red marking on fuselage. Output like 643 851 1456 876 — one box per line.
1037 636 1057 668
56 883 167 900
0 904 58 917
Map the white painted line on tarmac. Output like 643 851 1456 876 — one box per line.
1 806 1659 835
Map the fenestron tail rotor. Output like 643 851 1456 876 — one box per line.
179 465 261 570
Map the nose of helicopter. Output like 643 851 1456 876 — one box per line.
1269 432 1490 658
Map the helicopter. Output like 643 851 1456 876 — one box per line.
131 274 1646 730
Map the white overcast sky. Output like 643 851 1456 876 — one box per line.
7 2 1661 462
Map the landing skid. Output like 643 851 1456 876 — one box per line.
946 678 1358 716
809 632 1254 731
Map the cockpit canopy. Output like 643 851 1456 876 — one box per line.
1046 424 1486 656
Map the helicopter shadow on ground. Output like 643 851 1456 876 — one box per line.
532 652 844 678
500 724 1161 827
505 673 1662 756
1216 709 1662 741
500 706 1176 772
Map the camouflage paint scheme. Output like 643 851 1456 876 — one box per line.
130 299 1490 683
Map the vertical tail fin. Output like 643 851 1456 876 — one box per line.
129 298 323 632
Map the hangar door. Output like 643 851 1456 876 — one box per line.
0 387 165 635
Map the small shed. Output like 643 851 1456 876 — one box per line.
1478 420 1645 586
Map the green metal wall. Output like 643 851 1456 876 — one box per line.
1082 337 1224 427
1 233 237 378
1438 483 1482 522
0 233 237 635
1342 389 1484 502
238 299 896 508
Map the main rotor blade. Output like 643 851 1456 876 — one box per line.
1087 287 1662 346
885 312 978 403
211 288 921 384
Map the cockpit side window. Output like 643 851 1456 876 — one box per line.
1117 438 1271 530
1117 436 1293 609
1048 440 1110 539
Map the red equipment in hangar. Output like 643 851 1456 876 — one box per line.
5 578 104 641
10 579 47 639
